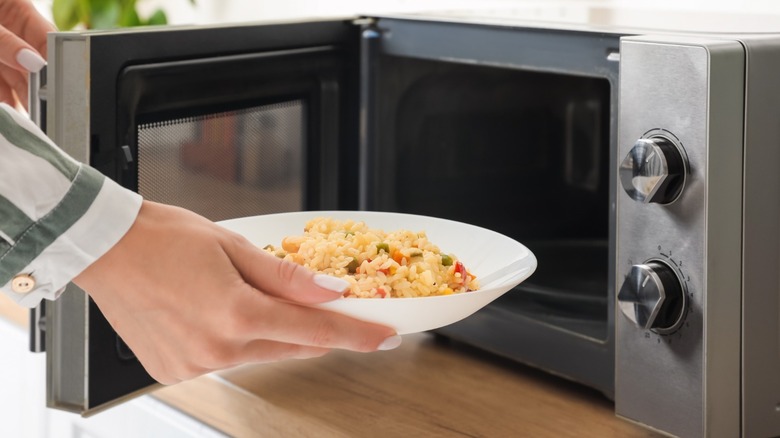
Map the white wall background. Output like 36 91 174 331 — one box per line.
141 0 780 25
31 0 780 27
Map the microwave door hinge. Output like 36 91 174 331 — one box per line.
352 17 377 26
28 66 47 353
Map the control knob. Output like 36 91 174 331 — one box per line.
617 260 686 334
620 136 687 204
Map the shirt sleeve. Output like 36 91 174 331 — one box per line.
0 103 142 308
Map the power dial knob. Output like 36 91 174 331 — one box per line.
620 136 687 204
618 260 687 334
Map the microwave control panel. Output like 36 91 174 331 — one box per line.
618 130 691 335
615 35 744 438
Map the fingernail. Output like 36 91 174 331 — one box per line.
16 48 46 73
377 335 402 351
313 274 350 293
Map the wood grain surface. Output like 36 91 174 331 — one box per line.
154 333 662 438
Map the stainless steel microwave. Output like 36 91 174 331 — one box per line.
29 3 780 437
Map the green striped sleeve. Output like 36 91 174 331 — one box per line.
0 166 105 286
0 194 34 243
0 107 78 179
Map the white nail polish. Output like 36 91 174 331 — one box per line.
16 48 46 73
378 335 402 351
313 274 350 293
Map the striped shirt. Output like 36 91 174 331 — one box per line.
0 103 142 307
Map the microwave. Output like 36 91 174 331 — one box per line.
29 3 780 437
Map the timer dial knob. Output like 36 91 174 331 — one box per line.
618 260 686 334
620 136 687 204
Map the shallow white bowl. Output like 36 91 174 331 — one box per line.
218 211 537 335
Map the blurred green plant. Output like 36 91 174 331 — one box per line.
52 0 195 30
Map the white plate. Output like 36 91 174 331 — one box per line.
218 211 537 335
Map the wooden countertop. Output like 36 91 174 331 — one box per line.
0 294 659 437
154 333 661 437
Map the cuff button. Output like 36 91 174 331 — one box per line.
11 274 36 294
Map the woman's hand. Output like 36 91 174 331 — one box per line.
0 0 55 108
74 201 401 385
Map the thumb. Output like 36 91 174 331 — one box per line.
224 232 350 304
0 24 46 73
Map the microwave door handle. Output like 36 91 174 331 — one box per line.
29 303 45 353
28 65 46 129
28 66 47 353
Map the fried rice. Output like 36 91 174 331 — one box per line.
263 217 479 298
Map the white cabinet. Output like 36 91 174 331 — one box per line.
44 397 228 438
0 318 49 438
0 318 227 438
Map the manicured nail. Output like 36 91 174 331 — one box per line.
16 48 46 73
313 274 350 293
378 335 402 351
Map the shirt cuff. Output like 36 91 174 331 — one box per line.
0 175 142 308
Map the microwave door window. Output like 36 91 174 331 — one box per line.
137 101 306 221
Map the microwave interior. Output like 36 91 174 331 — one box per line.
365 19 619 397
373 55 611 338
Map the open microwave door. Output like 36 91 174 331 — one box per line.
41 18 363 415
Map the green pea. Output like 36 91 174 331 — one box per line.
441 254 453 266
376 243 390 253
347 258 360 274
